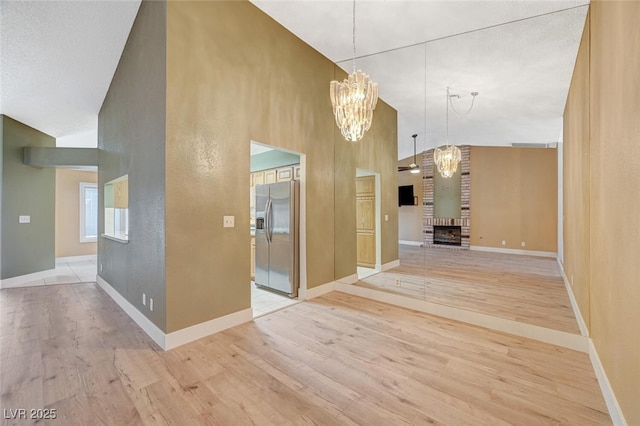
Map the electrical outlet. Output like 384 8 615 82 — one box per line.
384 214 389 222
501 240 506 246
150 298 154 312
395 279 401 287
19 215 30 224
223 216 235 228
142 293 146 306
521 242 526 247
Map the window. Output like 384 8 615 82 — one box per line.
103 175 129 242
79 182 98 243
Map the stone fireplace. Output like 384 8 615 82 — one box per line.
423 146 471 249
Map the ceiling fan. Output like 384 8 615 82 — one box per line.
398 134 421 174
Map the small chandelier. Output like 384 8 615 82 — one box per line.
434 87 477 178
329 0 378 142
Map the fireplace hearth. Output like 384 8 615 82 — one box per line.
433 226 462 246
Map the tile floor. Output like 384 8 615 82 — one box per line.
357 266 378 280
5 257 98 288
5 256 297 319
251 282 299 318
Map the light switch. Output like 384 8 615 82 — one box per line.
19 215 30 224
223 216 235 228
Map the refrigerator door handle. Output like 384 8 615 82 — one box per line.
265 199 272 244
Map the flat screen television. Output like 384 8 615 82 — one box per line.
398 185 414 206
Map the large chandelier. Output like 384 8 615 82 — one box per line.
329 0 378 142
434 87 478 178
434 145 462 178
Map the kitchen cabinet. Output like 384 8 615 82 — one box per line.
276 166 293 182
113 179 128 208
252 171 264 187
264 169 276 184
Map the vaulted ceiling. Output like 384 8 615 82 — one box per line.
0 0 588 159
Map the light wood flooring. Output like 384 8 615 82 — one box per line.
355 246 580 334
1 283 609 425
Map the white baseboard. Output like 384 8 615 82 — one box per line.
381 259 400 271
56 254 97 264
303 281 335 300
470 245 557 258
589 339 628 425
399 240 422 246
0 268 56 289
165 308 252 350
96 275 166 349
96 275 252 351
556 259 589 337
333 282 588 353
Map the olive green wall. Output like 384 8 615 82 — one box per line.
433 167 461 219
397 155 423 243
1 115 56 279
470 146 557 252
564 2 640 423
165 1 397 332
98 1 166 330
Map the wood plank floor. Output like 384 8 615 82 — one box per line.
1 283 609 425
354 246 580 334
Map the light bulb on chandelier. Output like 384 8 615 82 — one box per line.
329 0 379 142
434 87 478 178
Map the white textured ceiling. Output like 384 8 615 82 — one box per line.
0 1 587 159
0 0 140 143
252 0 589 159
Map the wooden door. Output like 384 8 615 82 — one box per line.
356 176 376 268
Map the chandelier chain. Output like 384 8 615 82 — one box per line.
352 0 356 73
448 94 477 116
446 87 450 146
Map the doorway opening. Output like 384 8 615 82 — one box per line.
250 140 305 317
356 169 381 280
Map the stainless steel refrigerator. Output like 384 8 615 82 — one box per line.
255 181 299 297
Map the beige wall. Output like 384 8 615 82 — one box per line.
334 98 398 278
470 146 557 252
563 2 640 423
398 155 423 243
55 169 98 258
165 1 397 332
563 13 591 330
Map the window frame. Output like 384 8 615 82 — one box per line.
79 182 98 243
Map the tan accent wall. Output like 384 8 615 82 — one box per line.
398 155 423 243
563 2 640 423
470 146 557 252
562 13 591 330
165 1 397 331
55 169 98 258
334 99 398 279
